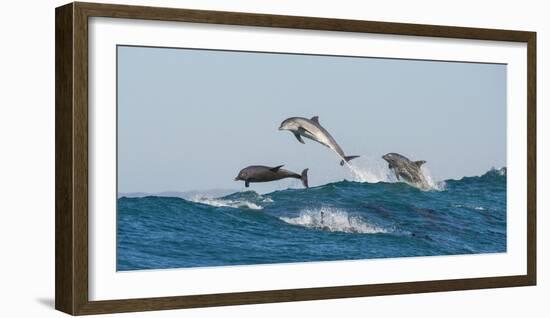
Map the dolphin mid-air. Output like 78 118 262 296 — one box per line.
234 165 309 188
382 153 430 189
279 116 359 166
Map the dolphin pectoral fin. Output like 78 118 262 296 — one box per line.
394 171 401 180
245 180 250 188
270 165 284 172
298 127 315 136
388 163 393 169
414 160 427 167
293 133 305 144
310 116 320 124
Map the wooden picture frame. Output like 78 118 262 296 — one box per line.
55 2 536 315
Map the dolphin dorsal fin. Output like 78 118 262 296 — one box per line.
270 165 284 172
414 160 426 167
310 116 320 124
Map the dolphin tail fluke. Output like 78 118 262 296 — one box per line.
301 169 309 188
340 155 360 166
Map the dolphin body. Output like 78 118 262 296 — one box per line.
279 116 359 166
382 153 430 189
235 165 309 188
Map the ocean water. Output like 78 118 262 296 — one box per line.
117 168 506 271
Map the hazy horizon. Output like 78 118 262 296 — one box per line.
117 45 506 194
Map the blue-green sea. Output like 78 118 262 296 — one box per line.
117 169 506 271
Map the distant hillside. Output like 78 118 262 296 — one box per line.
118 189 239 200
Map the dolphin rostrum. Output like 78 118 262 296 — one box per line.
279 116 359 166
382 153 430 189
234 165 309 188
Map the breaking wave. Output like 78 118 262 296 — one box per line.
190 196 263 210
340 155 446 191
280 207 389 234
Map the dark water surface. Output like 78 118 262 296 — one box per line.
117 169 506 270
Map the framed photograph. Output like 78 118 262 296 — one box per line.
55 2 536 315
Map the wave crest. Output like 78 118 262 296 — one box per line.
279 207 389 234
341 156 392 183
339 155 446 191
190 196 263 210
421 167 447 191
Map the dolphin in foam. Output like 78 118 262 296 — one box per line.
279 116 359 166
382 153 430 189
234 165 309 188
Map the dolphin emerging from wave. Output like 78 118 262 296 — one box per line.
382 153 430 189
279 116 359 166
234 165 309 188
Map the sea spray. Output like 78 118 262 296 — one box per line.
190 196 263 210
421 166 447 191
343 156 393 183
280 206 389 234
335 150 445 191
330 150 391 183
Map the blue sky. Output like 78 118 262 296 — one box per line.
117 46 506 193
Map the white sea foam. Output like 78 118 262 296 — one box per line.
334 153 392 183
343 159 392 183
191 196 263 210
420 166 447 191
280 207 388 234
335 151 446 191
452 204 486 211
490 166 507 176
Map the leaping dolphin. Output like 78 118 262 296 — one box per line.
279 116 359 166
382 153 430 189
234 165 309 188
